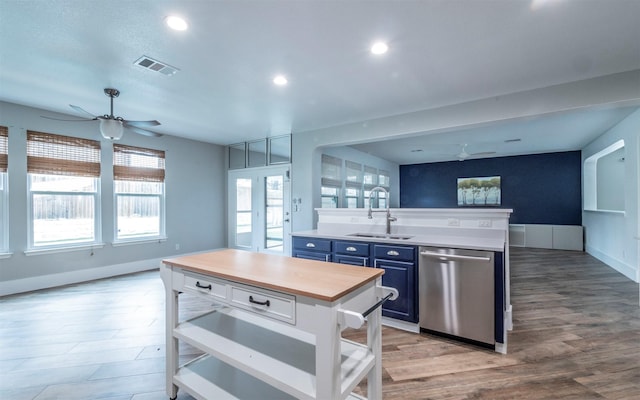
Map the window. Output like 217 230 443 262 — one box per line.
27 131 101 248
344 161 362 208
321 154 342 208
113 144 165 241
363 166 378 209
0 126 8 253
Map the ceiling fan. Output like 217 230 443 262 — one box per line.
456 143 496 161
42 88 162 140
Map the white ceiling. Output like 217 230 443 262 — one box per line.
1 0 639 163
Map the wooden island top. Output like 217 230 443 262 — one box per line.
162 248 384 302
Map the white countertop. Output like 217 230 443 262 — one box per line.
292 229 506 252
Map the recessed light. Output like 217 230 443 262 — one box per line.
371 41 388 55
273 75 288 86
165 16 188 31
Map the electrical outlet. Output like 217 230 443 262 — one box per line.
478 220 492 228
175 244 180 250
447 218 460 227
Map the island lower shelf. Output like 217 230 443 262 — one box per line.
173 307 375 399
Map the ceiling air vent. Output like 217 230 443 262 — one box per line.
134 56 179 76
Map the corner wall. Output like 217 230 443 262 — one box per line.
582 108 640 282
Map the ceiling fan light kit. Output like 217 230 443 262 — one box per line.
40 87 162 140
100 118 124 140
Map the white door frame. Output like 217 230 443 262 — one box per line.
228 165 291 255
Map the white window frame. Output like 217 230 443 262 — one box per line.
113 181 166 243
27 174 102 251
113 144 166 244
0 172 8 256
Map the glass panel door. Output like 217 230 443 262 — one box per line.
235 178 252 248
228 166 290 254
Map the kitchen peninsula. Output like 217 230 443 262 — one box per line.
160 249 397 400
292 208 513 354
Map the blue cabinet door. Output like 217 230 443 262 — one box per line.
374 258 417 322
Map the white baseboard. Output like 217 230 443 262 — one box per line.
585 245 639 283
0 258 161 296
381 317 420 333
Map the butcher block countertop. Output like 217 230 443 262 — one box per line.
162 248 384 302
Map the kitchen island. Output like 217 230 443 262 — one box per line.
160 249 396 400
293 207 513 354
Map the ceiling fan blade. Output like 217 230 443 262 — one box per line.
41 115 96 122
124 120 161 128
69 104 98 118
126 126 163 138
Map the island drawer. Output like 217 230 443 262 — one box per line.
183 272 227 301
229 283 296 325
292 236 332 253
334 240 370 256
374 244 415 262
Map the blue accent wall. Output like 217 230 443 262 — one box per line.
400 151 582 225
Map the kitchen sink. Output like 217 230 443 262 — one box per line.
347 233 413 240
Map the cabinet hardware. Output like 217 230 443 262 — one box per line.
195 281 212 290
306 243 316 248
249 295 270 307
346 246 357 252
386 250 400 256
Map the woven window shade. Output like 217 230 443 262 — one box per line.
0 126 7 173
26 130 101 177
113 144 165 182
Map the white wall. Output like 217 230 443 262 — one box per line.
583 109 640 282
0 101 226 295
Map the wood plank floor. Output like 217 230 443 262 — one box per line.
1 248 638 399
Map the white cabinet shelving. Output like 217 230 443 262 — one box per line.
161 249 391 400
509 224 583 251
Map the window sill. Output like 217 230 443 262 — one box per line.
0 252 13 259
112 236 167 247
24 243 106 256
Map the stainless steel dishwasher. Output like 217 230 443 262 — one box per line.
419 246 495 345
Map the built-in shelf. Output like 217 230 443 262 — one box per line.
509 224 583 251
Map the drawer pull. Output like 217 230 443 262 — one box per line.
386 250 400 256
249 296 271 307
195 281 212 290
306 243 316 248
346 246 357 252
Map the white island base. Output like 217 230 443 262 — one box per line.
161 249 396 400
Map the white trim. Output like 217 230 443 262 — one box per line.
586 244 639 283
0 257 160 296
112 236 168 247
24 242 106 256
381 316 419 333
0 252 12 259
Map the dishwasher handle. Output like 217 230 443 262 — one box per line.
420 250 491 262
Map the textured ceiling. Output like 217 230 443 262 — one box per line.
0 0 639 162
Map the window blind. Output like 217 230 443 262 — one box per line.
26 130 101 177
345 160 362 188
0 126 7 173
321 154 342 188
113 144 165 182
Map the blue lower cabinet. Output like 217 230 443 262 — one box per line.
292 236 332 262
374 258 418 322
292 235 418 323
333 241 370 266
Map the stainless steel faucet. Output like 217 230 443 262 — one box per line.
368 186 397 235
